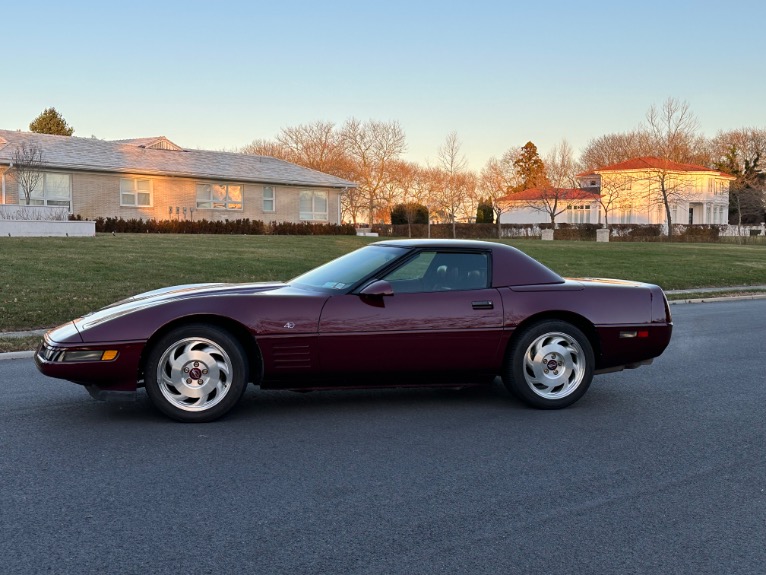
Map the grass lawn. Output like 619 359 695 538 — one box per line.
1 234 765 332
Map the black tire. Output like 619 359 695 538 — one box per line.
145 324 249 422
503 320 594 409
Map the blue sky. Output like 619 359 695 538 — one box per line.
2 1 764 169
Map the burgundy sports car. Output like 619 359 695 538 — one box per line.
36 239 672 422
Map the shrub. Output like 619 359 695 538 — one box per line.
475 200 494 224
674 224 722 242
390 203 429 225
554 223 600 241
608 224 663 242
87 217 354 236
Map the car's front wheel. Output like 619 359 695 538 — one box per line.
145 324 248 422
503 320 594 409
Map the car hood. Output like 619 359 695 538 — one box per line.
74 282 288 333
107 282 287 308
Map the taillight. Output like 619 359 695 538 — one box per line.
663 294 672 323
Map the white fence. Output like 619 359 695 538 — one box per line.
720 223 765 237
0 205 94 237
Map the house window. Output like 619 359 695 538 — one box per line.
196 183 242 210
567 204 591 224
120 178 153 207
19 172 72 210
299 190 328 221
618 204 633 224
263 186 275 212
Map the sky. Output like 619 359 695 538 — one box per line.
2 0 764 170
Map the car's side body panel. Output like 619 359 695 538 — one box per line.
35 240 672 402
310 288 505 384
500 279 672 369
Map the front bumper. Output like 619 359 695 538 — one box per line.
35 334 145 392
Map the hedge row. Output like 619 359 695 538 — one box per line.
372 222 725 242
71 216 357 235
68 215 726 241
372 223 542 239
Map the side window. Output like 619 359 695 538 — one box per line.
383 251 489 293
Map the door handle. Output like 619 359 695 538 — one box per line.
472 300 494 310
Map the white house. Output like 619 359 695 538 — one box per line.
576 157 735 226
500 188 601 225
499 156 735 227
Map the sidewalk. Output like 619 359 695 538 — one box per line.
664 284 766 295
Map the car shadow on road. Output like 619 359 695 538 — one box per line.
58 377 630 426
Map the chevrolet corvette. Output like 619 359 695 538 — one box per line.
36 239 672 422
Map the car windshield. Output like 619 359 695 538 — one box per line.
291 245 406 291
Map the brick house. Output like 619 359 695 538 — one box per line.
0 130 355 224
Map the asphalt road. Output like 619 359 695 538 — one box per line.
1 300 764 575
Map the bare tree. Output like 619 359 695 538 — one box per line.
480 148 521 237
436 131 471 237
710 127 766 233
12 142 45 205
241 138 290 160
419 166 447 237
383 160 426 235
643 98 701 239
579 131 652 172
596 174 634 227
645 97 699 163
341 119 406 226
276 121 348 174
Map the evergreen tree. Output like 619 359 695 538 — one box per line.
513 142 548 191
29 107 74 136
475 198 494 223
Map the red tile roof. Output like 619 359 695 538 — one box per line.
502 187 600 202
577 156 735 179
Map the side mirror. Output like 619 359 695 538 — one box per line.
359 280 394 297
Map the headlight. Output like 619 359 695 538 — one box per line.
63 350 105 362
61 350 120 362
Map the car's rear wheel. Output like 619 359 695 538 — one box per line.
145 324 248 422
503 320 594 409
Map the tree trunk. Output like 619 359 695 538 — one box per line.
736 196 743 245
665 203 674 241
662 184 673 241
368 197 375 228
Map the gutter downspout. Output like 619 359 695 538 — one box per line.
338 186 349 225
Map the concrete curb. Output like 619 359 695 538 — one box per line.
669 293 766 305
0 351 35 361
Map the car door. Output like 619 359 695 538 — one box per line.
317 249 504 383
